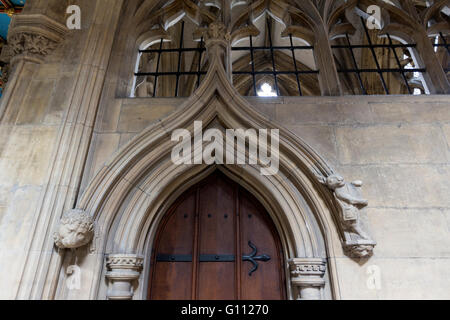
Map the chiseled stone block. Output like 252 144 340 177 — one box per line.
276 101 372 125
117 104 178 133
336 124 449 165
374 258 450 299
88 133 121 180
0 126 58 186
442 124 450 150
16 79 56 125
336 256 450 299
335 164 450 208
369 101 450 124
367 208 450 257
286 125 338 165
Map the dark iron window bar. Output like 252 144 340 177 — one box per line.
434 32 450 54
331 17 428 95
136 18 318 97
135 17 441 96
135 21 206 97
231 18 318 96
433 32 450 72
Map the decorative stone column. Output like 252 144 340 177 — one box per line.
106 254 144 300
201 21 232 79
0 13 67 120
411 31 450 94
289 258 326 300
7 14 67 66
313 30 343 96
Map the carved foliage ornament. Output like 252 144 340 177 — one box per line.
195 21 231 45
54 209 95 249
5 14 68 66
8 33 59 57
318 173 376 258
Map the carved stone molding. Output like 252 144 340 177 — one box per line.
318 173 376 258
289 258 326 300
343 241 376 259
105 254 144 300
6 14 67 65
196 21 232 77
54 209 95 250
0 63 9 90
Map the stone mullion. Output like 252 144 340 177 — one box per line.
314 29 343 96
0 14 67 122
413 31 450 94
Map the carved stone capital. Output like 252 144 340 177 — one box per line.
106 254 144 300
54 209 95 250
289 258 326 300
7 14 67 65
201 21 229 41
196 21 232 75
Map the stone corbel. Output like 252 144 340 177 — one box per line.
289 258 326 300
106 254 144 300
6 14 68 66
54 209 95 250
317 173 376 259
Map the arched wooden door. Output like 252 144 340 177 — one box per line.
148 171 286 300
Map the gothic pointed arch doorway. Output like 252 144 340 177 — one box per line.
148 171 286 300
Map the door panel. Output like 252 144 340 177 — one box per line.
149 172 286 300
149 191 196 300
197 177 236 299
239 189 285 300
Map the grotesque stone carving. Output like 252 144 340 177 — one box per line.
205 21 231 42
318 173 376 258
54 209 95 249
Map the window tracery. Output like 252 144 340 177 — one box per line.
132 0 450 97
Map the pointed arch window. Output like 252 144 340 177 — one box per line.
431 32 449 76
331 15 427 95
131 0 449 97
231 14 320 97
133 19 208 98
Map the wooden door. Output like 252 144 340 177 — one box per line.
148 171 286 300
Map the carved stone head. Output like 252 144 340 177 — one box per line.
207 21 230 41
54 209 94 249
326 174 345 189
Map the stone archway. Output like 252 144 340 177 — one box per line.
52 23 375 300
147 170 288 300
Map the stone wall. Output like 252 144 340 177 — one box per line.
0 0 448 300
85 94 450 299
259 95 450 299
0 0 123 299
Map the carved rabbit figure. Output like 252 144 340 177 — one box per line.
320 174 371 241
